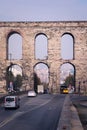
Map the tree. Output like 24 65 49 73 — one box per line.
65 74 75 87
6 68 14 89
14 75 22 91
34 72 41 92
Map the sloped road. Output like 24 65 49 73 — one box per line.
0 94 65 130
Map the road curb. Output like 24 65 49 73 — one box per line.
57 95 84 130
70 105 84 130
57 95 71 130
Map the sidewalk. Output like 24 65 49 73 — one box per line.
71 104 84 130
57 95 84 130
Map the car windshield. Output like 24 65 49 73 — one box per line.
29 91 35 93
60 86 67 88
6 98 14 102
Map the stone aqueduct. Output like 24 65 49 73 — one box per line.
0 21 87 93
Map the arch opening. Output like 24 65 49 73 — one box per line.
61 33 74 60
35 34 48 60
60 63 75 93
34 63 49 93
7 32 22 60
6 64 22 92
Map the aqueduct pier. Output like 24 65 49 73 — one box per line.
0 21 87 93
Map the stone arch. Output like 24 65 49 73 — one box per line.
7 30 21 39
34 61 49 69
34 62 49 93
61 32 74 60
35 33 48 39
60 62 76 89
35 33 48 60
6 63 23 90
6 31 22 60
6 63 23 91
62 32 74 38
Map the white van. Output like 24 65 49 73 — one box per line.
4 96 20 109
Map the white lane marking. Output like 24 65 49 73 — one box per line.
0 95 55 128
0 112 23 128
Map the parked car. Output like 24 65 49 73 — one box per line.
4 96 20 109
28 90 37 97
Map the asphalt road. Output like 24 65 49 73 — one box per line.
0 94 65 130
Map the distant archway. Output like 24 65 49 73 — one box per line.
6 64 22 91
60 63 75 88
34 63 49 93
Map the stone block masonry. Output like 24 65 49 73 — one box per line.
0 21 87 93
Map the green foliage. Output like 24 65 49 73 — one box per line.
14 75 22 90
6 69 14 85
34 72 41 92
6 68 22 91
65 74 75 87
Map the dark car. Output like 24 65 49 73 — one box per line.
60 85 69 94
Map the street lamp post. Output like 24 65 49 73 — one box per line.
83 81 86 95
9 53 12 64
8 53 13 92
78 81 81 95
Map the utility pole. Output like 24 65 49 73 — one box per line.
9 53 12 65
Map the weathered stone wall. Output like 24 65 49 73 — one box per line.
0 21 87 93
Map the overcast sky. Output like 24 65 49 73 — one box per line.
0 0 87 21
